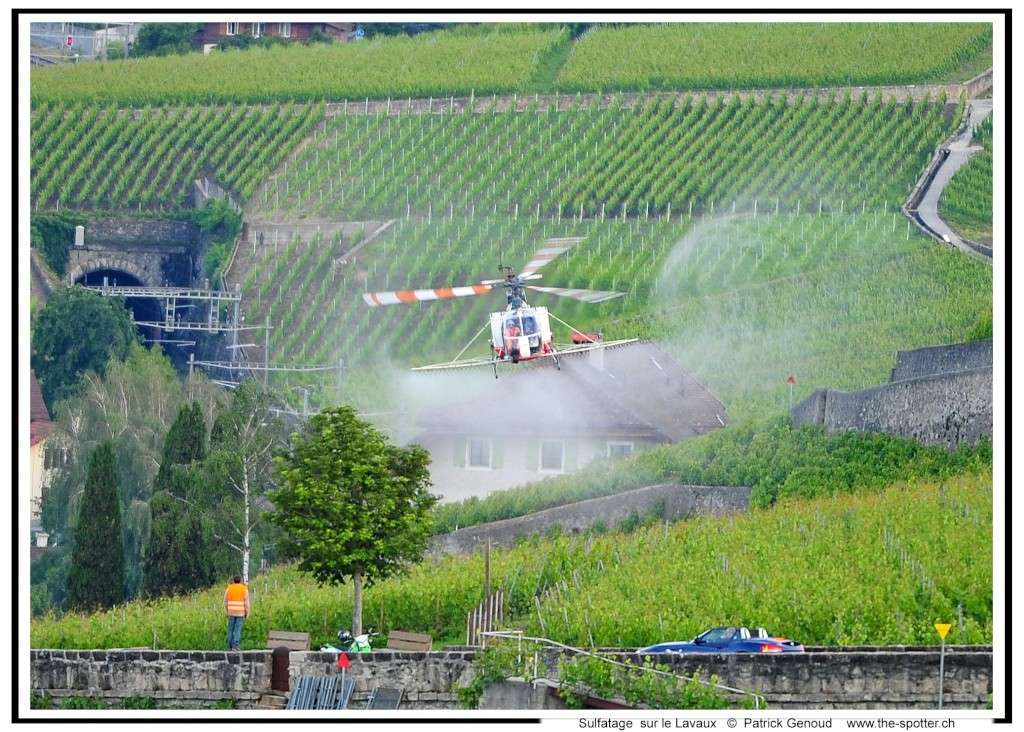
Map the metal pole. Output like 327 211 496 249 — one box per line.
263 315 270 386
938 637 945 709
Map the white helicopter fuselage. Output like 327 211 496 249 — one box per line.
489 306 553 362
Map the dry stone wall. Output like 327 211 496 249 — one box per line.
430 484 750 555
30 647 992 710
792 341 993 450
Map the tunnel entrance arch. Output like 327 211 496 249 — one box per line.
74 268 193 366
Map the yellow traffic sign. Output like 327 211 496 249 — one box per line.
935 623 951 640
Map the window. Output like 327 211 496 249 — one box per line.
607 441 634 459
43 446 68 470
225 22 238 36
252 23 264 38
540 440 564 472
279 22 291 38
466 438 492 469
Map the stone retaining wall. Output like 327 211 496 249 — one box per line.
792 340 993 450
791 368 991 450
30 647 992 710
890 340 992 382
321 73 991 117
430 484 750 554
84 219 199 249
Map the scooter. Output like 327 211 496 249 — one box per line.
320 627 380 654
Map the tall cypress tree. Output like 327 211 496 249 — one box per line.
66 442 125 611
153 402 207 495
144 471 215 597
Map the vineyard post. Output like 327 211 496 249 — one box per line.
263 314 270 386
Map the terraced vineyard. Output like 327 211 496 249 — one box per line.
30 102 323 211
29 23 991 107
559 23 992 91
257 94 957 221
30 29 566 106
941 115 993 241
31 472 992 649
232 208 991 420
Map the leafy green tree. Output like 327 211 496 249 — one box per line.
154 402 207 495
202 381 284 582
31 287 137 407
194 198 241 283
105 40 126 60
42 344 222 599
143 473 216 597
134 23 200 57
66 442 124 611
270 406 438 636
31 212 85 276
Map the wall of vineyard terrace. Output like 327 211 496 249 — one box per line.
890 340 992 382
30 647 992 709
791 367 992 450
430 483 750 555
317 69 992 117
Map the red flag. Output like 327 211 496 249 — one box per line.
786 375 796 385
337 652 351 670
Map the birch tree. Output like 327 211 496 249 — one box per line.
202 381 284 584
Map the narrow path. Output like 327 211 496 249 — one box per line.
914 100 993 258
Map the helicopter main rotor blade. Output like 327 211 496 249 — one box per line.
518 237 586 278
526 285 626 303
479 273 542 285
363 284 493 307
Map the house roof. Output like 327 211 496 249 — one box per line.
415 341 727 441
30 371 56 447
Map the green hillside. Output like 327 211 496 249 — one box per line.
30 23 991 106
31 471 992 650
259 95 955 220
941 116 993 243
233 211 991 421
30 102 322 212
559 23 991 91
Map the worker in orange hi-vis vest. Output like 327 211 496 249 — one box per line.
224 575 250 651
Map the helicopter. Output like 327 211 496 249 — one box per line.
361 236 638 376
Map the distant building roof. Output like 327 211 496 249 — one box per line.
415 341 727 441
30 371 56 447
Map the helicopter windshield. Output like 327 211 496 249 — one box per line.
521 315 538 335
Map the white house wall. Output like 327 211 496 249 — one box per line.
417 434 654 504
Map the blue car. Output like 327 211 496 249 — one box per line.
639 626 805 654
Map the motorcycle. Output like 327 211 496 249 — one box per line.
320 627 380 654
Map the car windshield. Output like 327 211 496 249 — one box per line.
698 627 737 644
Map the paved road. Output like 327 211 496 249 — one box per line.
916 100 993 256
